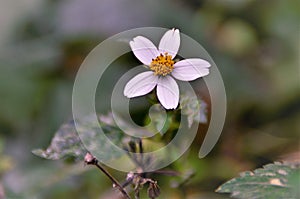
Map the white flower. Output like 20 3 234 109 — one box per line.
124 28 211 109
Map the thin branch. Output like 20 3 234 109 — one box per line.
123 144 145 172
138 138 143 161
149 169 181 176
84 152 131 199
122 177 134 188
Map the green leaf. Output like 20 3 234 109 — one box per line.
180 92 207 128
32 120 86 160
32 113 127 161
216 161 300 199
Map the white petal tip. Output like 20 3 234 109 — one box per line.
129 36 159 65
129 40 134 46
163 105 177 110
123 92 131 98
159 28 181 58
173 28 179 33
204 61 211 68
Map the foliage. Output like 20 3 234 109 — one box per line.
31 92 207 198
180 91 207 128
0 0 299 198
32 90 207 162
32 113 130 161
32 120 86 161
216 161 300 199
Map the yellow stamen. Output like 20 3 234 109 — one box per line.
150 53 174 76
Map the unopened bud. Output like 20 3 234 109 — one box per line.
126 171 134 181
84 152 97 165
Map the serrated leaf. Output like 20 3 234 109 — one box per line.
216 161 300 199
180 92 208 128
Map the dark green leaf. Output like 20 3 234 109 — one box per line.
216 161 300 199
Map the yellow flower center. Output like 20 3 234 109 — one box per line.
150 53 174 76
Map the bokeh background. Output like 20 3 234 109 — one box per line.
0 0 299 198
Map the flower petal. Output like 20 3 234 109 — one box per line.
172 58 211 81
124 71 158 98
157 76 179 109
130 36 160 65
158 28 180 59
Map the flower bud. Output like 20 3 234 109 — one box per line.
84 152 97 165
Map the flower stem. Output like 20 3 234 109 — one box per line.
94 162 131 199
84 152 131 199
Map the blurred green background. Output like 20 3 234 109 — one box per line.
0 0 299 198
